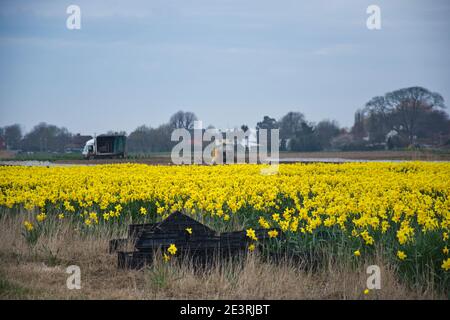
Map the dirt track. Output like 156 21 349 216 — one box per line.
1 150 449 167
55 150 450 165
279 150 450 161
55 157 174 165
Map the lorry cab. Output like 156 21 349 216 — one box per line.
82 139 95 159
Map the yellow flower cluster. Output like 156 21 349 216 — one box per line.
23 220 33 232
36 212 46 222
1 162 449 270
168 244 177 255
268 230 278 238
397 250 407 260
162 244 178 263
442 258 450 271
246 228 258 241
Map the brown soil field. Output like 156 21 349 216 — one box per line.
50 150 450 166
279 150 450 161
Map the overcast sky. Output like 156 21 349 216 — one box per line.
0 0 449 135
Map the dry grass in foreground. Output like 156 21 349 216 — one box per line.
0 214 445 300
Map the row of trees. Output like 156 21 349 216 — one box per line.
127 111 199 153
0 123 75 152
129 86 449 152
0 124 22 150
0 111 200 153
255 113 341 152
2 86 448 153
254 87 449 152
128 111 341 153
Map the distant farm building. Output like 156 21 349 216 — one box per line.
64 134 93 152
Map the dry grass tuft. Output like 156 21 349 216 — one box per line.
0 214 444 300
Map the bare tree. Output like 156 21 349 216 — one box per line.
315 120 340 149
21 123 71 152
128 123 174 153
169 111 198 130
256 116 279 150
278 112 305 151
385 87 445 144
3 124 22 150
351 110 366 140
364 96 392 143
278 112 304 138
362 87 446 146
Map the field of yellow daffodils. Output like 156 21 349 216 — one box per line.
0 162 449 283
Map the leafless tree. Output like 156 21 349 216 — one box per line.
3 124 22 150
363 87 446 145
385 87 445 144
169 111 198 130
